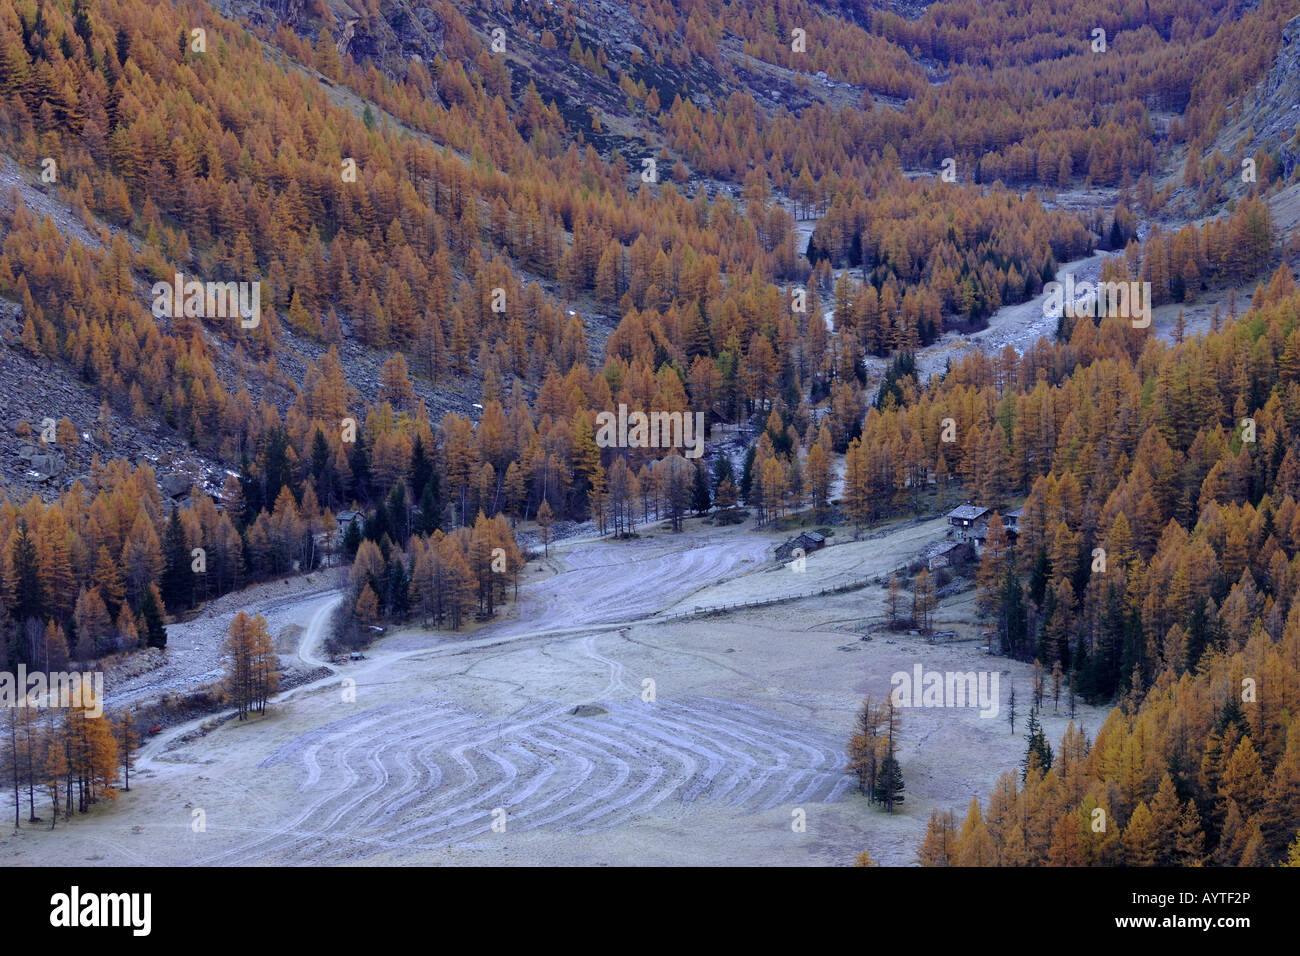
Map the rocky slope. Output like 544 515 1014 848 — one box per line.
1252 13 1300 179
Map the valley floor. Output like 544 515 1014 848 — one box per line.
2 516 1106 866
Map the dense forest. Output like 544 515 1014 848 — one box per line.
0 0 1299 860
899 262 1300 866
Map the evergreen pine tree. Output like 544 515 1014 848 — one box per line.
712 454 734 493
139 587 168 649
310 428 334 503
238 454 261 524
411 435 435 503
350 435 373 504
161 506 191 612
874 752 905 812
8 521 44 624
998 567 1028 658
342 516 363 558
1022 708 1052 779
692 462 712 515
364 504 391 545
418 479 443 535
739 445 757 503
386 481 410 546
874 701 905 812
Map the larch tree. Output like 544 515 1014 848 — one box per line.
536 499 553 556
223 611 263 720
956 797 996 866
917 809 957 865
114 713 139 792
912 569 935 632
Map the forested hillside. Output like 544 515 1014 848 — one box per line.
1 0 1299 860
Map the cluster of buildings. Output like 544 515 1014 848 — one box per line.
770 502 1022 573
922 504 1021 570
773 530 826 562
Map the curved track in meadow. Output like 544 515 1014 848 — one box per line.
165 528 856 866
197 690 851 865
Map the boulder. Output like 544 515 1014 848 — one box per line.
161 473 192 498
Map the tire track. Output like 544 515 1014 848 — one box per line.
208 693 848 864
